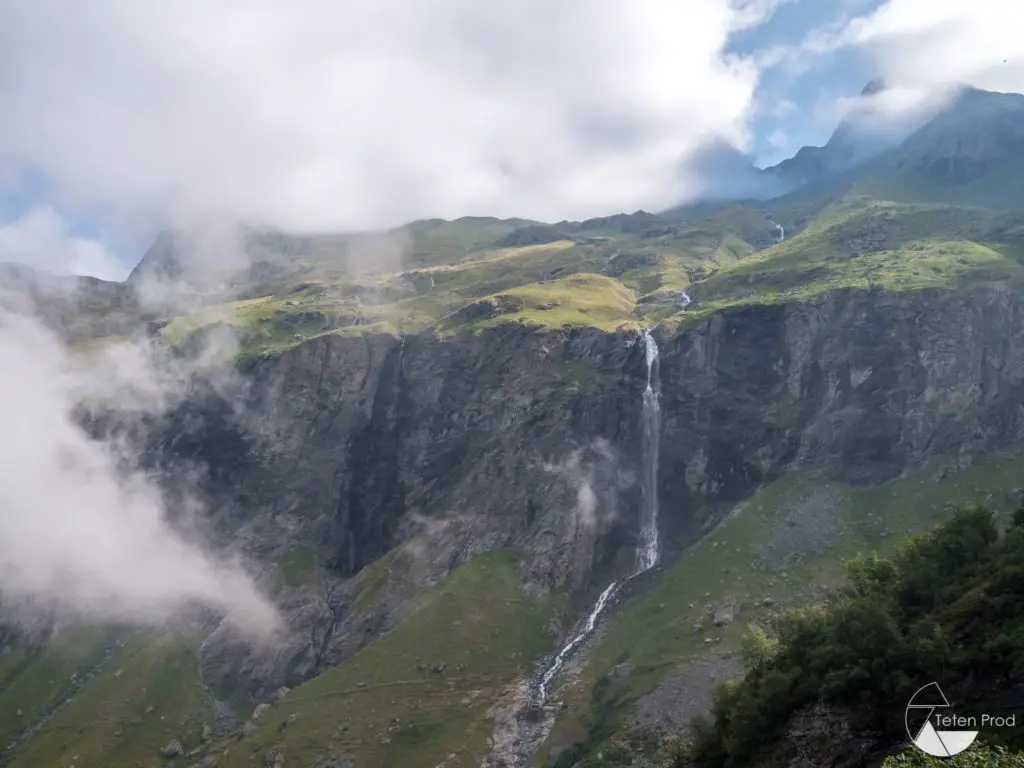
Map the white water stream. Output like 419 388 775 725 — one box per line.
535 329 662 702
635 329 661 574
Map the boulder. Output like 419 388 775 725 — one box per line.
712 604 735 627
159 739 184 758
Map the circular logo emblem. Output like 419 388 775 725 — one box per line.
905 682 979 758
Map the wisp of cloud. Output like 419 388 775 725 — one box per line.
0 308 279 636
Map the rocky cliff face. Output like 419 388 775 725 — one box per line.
119 284 1024 709
663 284 1024 495
137 324 646 703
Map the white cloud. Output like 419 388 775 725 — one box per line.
822 84 952 128
0 1 773 234
730 0 800 31
747 0 1024 164
840 0 1024 92
0 309 279 635
0 206 125 281
766 99 800 120
763 0 1024 94
767 129 790 148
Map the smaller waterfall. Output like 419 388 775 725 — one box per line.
679 290 692 309
536 581 620 702
763 211 785 243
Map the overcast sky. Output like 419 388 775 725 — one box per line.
0 0 1022 280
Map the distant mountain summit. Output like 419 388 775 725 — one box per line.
860 77 887 96
882 86 1024 185
763 81 1024 210
764 77 912 186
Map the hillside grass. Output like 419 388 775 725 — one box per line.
146 203 793 355
7 633 212 768
436 273 639 335
0 626 117 752
221 550 555 768
274 546 321 591
150 196 1024 358
649 198 1024 331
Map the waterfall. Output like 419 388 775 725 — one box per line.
533 328 663 703
536 581 619 701
679 290 692 309
635 329 661 574
763 211 785 243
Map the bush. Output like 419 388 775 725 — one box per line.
689 506 1024 767
882 743 1024 766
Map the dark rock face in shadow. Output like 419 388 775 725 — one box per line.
106 285 1024 705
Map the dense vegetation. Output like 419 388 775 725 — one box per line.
684 504 1024 767
882 743 1024 766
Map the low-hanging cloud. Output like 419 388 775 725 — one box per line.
543 439 635 530
0 1 767 235
749 0 1024 168
0 306 279 636
842 0 1024 93
762 0 1024 97
0 206 123 282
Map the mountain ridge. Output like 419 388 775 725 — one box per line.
115 82 1024 299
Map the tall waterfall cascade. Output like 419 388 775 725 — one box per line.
635 329 661 574
534 329 662 703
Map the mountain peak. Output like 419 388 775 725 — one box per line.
861 78 887 97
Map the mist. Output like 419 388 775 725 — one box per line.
685 138 796 202
0 291 279 638
544 439 635 530
128 213 251 313
821 81 960 169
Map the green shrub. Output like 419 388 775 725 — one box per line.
689 506 1024 767
882 743 1024 766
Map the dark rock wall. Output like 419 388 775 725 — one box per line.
132 285 1024 701
146 284 1024 593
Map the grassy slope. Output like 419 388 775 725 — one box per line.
11 445 1022 767
437 273 640 335
146 194 1024 363
151 203 787 358
0 626 118 752
536 448 1024 764
7 633 212 768
660 198 1024 330
0 553 554 768
221 550 554 768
